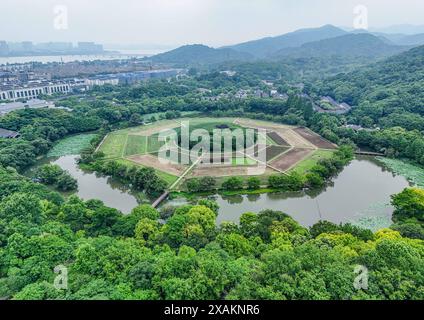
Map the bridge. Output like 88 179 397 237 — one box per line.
151 155 203 208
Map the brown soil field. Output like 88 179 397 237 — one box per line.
269 148 314 172
293 127 337 150
265 145 290 161
126 154 186 176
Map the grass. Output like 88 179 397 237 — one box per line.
231 157 257 166
376 157 424 187
147 133 168 154
125 135 147 156
99 133 127 159
48 133 98 157
289 150 335 174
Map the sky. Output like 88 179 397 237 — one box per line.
1 0 424 48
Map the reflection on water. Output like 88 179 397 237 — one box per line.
30 155 411 228
167 157 410 228
28 155 139 214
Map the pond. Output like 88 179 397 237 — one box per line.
27 155 139 213
166 157 411 231
30 152 411 230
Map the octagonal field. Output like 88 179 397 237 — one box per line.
97 117 337 190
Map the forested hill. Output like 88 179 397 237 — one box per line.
226 24 347 58
148 44 253 64
271 34 409 59
315 44 424 114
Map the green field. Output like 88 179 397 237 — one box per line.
99 133 127 158
289 150 335 174
147 133 167 153
231 157 257 166
125 135 147 156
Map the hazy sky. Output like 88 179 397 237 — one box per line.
1 0 424 47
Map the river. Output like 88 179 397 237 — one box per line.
30 155 411 230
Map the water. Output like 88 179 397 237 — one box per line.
167 158 411 229
31 155 411 229
28 155 139 213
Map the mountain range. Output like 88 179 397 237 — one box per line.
147 25 424 65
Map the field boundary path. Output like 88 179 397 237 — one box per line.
95 134 109 153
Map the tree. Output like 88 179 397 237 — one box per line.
247 177 261 190
392 188 424 222
56 173 78 191
222 177 244 191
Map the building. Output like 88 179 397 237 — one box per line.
0 81 71 101
317 96 352 115
0 99 55 115
35 42 73 53
85 69 180 87
77 42 104 53
85 75 119 86
0 128 20 138
0 41 9 55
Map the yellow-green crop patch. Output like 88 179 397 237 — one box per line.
289 149 335 174
125 135 147 156
99 134 127 159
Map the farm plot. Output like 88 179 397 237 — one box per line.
293 127 337 149
190 165 268 178
264 145 290 161
99 134 127 158
126 154 187 176
269 148 314 172
267 131 290 146
124 135 147 156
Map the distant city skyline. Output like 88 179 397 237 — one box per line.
1 0 424 48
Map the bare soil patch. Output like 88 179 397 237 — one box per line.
269 148 314 172
293 127 337 149
265 145 290 161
